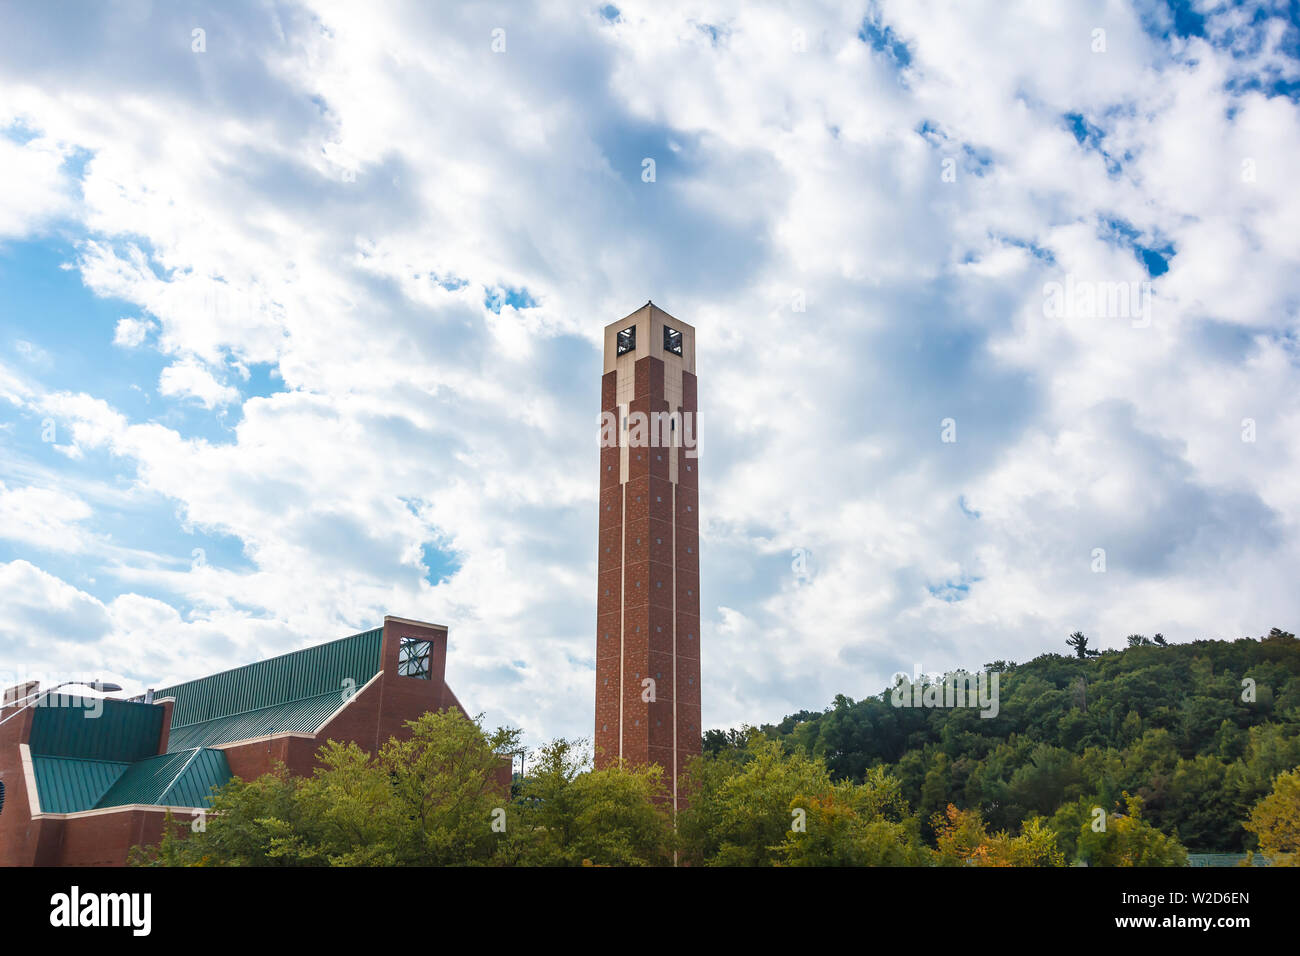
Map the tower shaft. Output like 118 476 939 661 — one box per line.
595 303 701 808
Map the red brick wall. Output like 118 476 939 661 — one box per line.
48 810 171 867
596 369 621 766
0 698 42 866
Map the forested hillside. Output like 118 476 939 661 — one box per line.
705 629 1300 852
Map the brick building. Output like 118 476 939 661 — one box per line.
0 615 487 866
595 302 701 809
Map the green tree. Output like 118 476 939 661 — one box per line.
134 709 518 866
131 766 304 866
777 778 926 866
506 738 673 866
1075 793 1188 866
931 804 1064 866
1242 767 1300 865
678 737 832 866
1066 631 1097 658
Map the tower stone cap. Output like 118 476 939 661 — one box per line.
603 302 695 374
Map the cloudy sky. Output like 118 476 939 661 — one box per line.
1 0 1297 746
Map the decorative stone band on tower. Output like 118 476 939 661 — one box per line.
595 302 701 809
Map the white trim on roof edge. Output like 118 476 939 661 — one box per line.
314 671 382 736
30 803 207 821
19 743 40 817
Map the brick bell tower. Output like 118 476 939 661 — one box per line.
595 302 701 809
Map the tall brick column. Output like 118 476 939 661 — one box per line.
595 302 700 810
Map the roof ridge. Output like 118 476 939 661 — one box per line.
94 746 231 811
156 747 205 803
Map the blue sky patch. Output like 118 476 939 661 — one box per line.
421 542 462 586
993 234 1056 265
2 121 41 145
859 14 912 68
1063 112 1125 176
916 120 993 176
484 285 538 314
1102 217 1176 277
1165 0 1207 38
0 240 171 421
927 575 981 603
692 22 730 47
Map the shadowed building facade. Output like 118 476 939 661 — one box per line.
595 302 701 809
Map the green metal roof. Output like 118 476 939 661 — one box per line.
157 627 382 729
29 695 164 762
164 690 355 751
31 749 232 813
96 748 230 809
156 626 382 753
31 756 131 813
